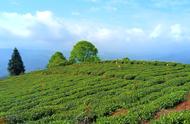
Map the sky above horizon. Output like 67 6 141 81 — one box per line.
1 0 190 58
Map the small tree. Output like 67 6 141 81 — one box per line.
8 48 25 76
70 40 100 63
47 52 68 68
122 57 130 61
76 101 97 124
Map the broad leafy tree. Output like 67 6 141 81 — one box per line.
8 48 25 76
70 40 100 63
47 52 68 68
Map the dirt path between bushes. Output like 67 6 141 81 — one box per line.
111 108 128 116
142 94 190 124
110 95 190 123
0 118 6 124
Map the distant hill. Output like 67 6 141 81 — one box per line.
1 48 190 77
0 60 190 123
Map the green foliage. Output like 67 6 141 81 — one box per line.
76 102 97 124
47 52 68 68
122 57 130 62
70 40 100 63
7 48 25 76
152 111 190 124
1 60 190 123
5 115 25 124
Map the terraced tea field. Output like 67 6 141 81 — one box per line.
0 60 190 124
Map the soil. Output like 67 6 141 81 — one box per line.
142 94 190 124
0 118 5 124
155 95 190 119
111 108 128 116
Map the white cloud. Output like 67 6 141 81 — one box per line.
0 11 63 40
92 28 112 40
126 28 144 34
170 24 182 40
125 28 146 41
150 24 162 38
0 12 34 37
0 10 189 51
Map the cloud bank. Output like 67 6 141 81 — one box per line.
0 10 189 56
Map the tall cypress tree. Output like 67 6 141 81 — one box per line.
8 48 25 76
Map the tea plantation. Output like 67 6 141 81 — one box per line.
1 60 190 124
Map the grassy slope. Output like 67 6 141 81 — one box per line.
0 60 190 124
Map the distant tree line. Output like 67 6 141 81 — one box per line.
7 40 102 76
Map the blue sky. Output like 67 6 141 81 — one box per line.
0 0 190 59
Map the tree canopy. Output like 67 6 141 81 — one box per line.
47 52 68 68
8 48 25 76
70 41 100 63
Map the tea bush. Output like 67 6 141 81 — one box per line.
0 60 190 123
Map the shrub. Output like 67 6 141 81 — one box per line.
47 52 68 68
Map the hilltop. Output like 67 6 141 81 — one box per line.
0 60 190 124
